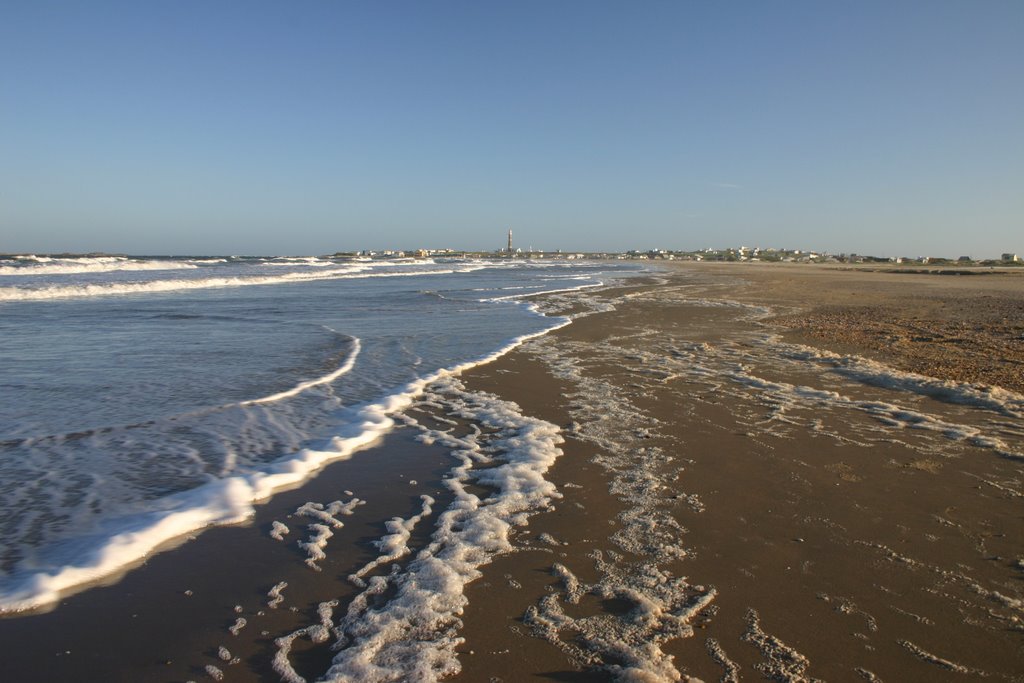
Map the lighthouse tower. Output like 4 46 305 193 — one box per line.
507 228 513 254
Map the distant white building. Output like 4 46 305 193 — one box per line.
1002 253 1021 262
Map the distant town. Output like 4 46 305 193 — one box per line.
4 245 1021 267
332 245 1023 267
321 228 1024 266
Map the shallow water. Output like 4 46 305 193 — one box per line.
0 254 640 613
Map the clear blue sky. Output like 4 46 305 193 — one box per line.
2 1 1021 257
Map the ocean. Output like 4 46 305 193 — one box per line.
0 254 642 615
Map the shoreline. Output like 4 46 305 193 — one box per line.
0 289 580 619
3 263 1022 681
0 270 631 682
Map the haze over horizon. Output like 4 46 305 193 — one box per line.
2 1 1021 259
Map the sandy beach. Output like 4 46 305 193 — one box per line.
2 263 1022 682
454 263 1024 682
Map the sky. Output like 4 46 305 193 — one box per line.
1 1 1021 257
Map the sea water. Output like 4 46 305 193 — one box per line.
0 254 640 613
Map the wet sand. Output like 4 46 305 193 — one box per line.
452 263 1024 682
2 263 1022 682
0 427 459 682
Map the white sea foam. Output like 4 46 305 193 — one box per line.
322 377 564 682
481 280 604 302
706 639 741 683
0 262 488 301
295 498 363 570
246 336 361 405
267 581 288 609
776 341 1024 420
742 609 821 682
527 553 716 682
722 363 1024 459
262 257 350 267
270 521 290 541
349 495 434 587
295 499 363 530
298 524 334 571
228 617 247 636
0 256 198 276
273 599 340 683
898 640 986 676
